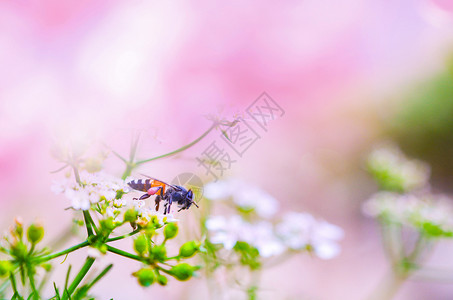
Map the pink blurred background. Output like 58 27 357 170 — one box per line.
2 0 453 299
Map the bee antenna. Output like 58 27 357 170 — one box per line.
192 201 199 208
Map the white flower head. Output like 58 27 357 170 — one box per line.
276 212 344 259
368 145 430 192
206 215 285 257
363 191 453 233
204 179 279 218
53 171 130 211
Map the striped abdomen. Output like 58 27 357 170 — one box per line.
128 179 166 193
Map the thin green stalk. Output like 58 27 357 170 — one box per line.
83 211 99 236
35 241 90 262
64 265 72 291
27 266 38 298
66 258 95 297
106 229 140 243
157 266 172 276
50 164 70 174
121 164 135 180
106 245 144 262
134 121 218 166
9 272 18 296
82 211 94 237
72 166 81 186
85 264 113 290
129 132 141 163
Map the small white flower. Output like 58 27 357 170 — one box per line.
368 145 430 192
203 180 236 200
235 187 279 218
113 199 127 208
53 171 130 211
206 216 285 256
206 215 247 250
204 179 279 218
276 212 344 259
156 213 179 224
65 189 90 210
363 191 453 233
314 240 341 260
133 200 146 210
253 221 285 257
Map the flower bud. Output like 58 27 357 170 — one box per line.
134 234 148 256
14 217 24 238
164 222 178 240
157 274 168 286
41 263 52 272
124 208 138 223
0 261 13 277
151 245 167 261
27 223 44 244
99 244 108 254
179 241 199 258
100 217 116 232
170 263 196 281
133 268 155 287
11 242 27 260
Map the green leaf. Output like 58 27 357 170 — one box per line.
53 282 61 300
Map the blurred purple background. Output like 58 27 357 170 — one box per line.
1 0 453 299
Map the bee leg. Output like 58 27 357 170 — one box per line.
154 195 162 211
139 193 151 200
167 197 173 214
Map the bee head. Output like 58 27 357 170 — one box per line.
186 189 193 201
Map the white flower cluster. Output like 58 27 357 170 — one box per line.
131 198 178 225
276 212 344 259
363 192 453 233
204 179 279 218
367 145 430 192
206 216 285 258
51 171 130 210
204 180 344 259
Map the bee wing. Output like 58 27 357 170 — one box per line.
138 173 182 191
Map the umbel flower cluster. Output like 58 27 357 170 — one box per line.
204 179 343 260
363 144 453 238
200 179 344 298
0 168 202 299
362 144 453 299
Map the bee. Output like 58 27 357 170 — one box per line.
127 175 199 215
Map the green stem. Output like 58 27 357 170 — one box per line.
66 257 95 297
134 121 218 166
86 264 113 290
9 272 18 295
27 266 38 298
106 245 144 262
157 266 172 276
35 240 89 262
129 132 141 163
82 211 94 237
84 211 99 235
106 229 140 243
121 164 135 180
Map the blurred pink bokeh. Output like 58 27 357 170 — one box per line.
1 0 453 299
